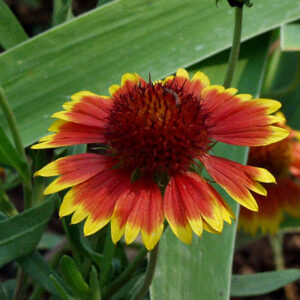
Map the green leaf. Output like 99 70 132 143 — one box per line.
38 232 64 250
50 275 75 300
89 266 102 300
0 125 29 182
0 184 17 216
60 255 90 299
150 34 270 300
79 233 103 269
97 0 114 7
281 21 300 51
17 250 67 297
0 0 300 147
0 0 28 49
99 227 115 286
267 51 300 131
0 280 15 300
0 196 55 267
231 269 300 296
53 0 73 26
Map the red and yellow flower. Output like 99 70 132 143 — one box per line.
239 115 300 235
33 68 288 250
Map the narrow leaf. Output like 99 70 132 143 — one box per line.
60 255 90 298
231 269 300 296
17 250 67 297
53 0 73 26
0 196 55 267
0 280 15 300
89 266 102 300
0 125 29 182
50 275 75 300
0 0 28 49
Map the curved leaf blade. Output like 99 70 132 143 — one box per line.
0 0 28 49
17 250 68 297
0 125 28 181
0 196 55 267
231 269 300 296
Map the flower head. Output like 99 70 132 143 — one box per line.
239 115 300 235
33 68 288 250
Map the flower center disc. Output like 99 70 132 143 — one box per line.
106 81 210 175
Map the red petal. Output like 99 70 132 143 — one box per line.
52 92 112 128
201 86 287 146
60 168 132 236
32 120 106 149
111 177 164 250
200 154 275 211
164 172 226 241
36 154 116 194
164 175 193 243
291 142 300 179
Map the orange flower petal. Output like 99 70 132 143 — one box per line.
164 172 232 240
35 154 116 194
201 154 275 211
59 168 132 237
31 120 106 149
202 86 288 146
111 177 164 250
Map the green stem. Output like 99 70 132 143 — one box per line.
0 87 32 209
13 269 27 300
0 184 18 216
269 233 297 300
223 6 243 88
130 244 159 300
269 233 284 270
0 87 26 160
81 233 100 278
102 247 148 299
23 182 33 210
99 227 115 287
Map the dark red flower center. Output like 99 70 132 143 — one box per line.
105 81 211 176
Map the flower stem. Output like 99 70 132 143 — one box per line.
0 184 18 216
0 87 26 161
223 6 243 89
0 87 32 209
13 269 27 300
269 233 297 300
130 243 160 300
99 228 115 287
102 246 148 299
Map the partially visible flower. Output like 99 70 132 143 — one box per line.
239 114 300 235
32 68 288 250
